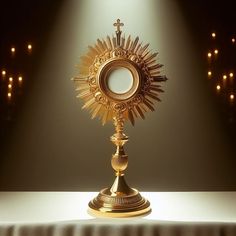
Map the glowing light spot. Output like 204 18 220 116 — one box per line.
211 32 216 38
7 92 12 98
11 47 15 53
223 75 227 80
232 38 235 43
208 71 212 76
230 94 234 100
2 70 6 76
214 49 218 55
229 73 234 78
27 44 32 50
9 77 13 82
216 85 221 91
8 84 12 89
207 52 212 58
18 76 23 82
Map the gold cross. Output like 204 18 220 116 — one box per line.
113 19 124 32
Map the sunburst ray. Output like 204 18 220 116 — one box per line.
88 46 99 56
125 35 131 50
128 109 135 126
121 36 125 48
131 37 139 52
138 43 149 56
112 36 117 48
135 105 145 120
106 36 113 50
91 104 102 119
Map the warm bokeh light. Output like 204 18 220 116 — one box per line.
207 52 212 58
2 70 6 76
18 76 23 82
206 30 236 111
9 77 13 82
11 47 16 53
207 31 236 106
7 92 12 98
28 44 32 50
8 84 12 89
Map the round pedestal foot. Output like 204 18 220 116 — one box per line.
88 188 151 218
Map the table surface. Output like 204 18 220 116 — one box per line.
0 192 236 224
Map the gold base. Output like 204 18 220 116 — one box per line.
88 175 151 218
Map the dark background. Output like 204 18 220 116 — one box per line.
0 0 236 191
0 1 64 148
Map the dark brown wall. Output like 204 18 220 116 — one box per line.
0 0 236 191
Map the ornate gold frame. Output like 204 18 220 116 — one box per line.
98 59 141 101
73 19 167 217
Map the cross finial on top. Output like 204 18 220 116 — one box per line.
113 19 124 32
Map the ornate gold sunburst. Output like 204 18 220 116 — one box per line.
73 19 167 126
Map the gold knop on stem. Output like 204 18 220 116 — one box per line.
111 114 128 176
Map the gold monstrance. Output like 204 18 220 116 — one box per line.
73 19 167 217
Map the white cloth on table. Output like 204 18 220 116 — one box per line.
0 192 236 236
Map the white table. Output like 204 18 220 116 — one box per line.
0 192 236 236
